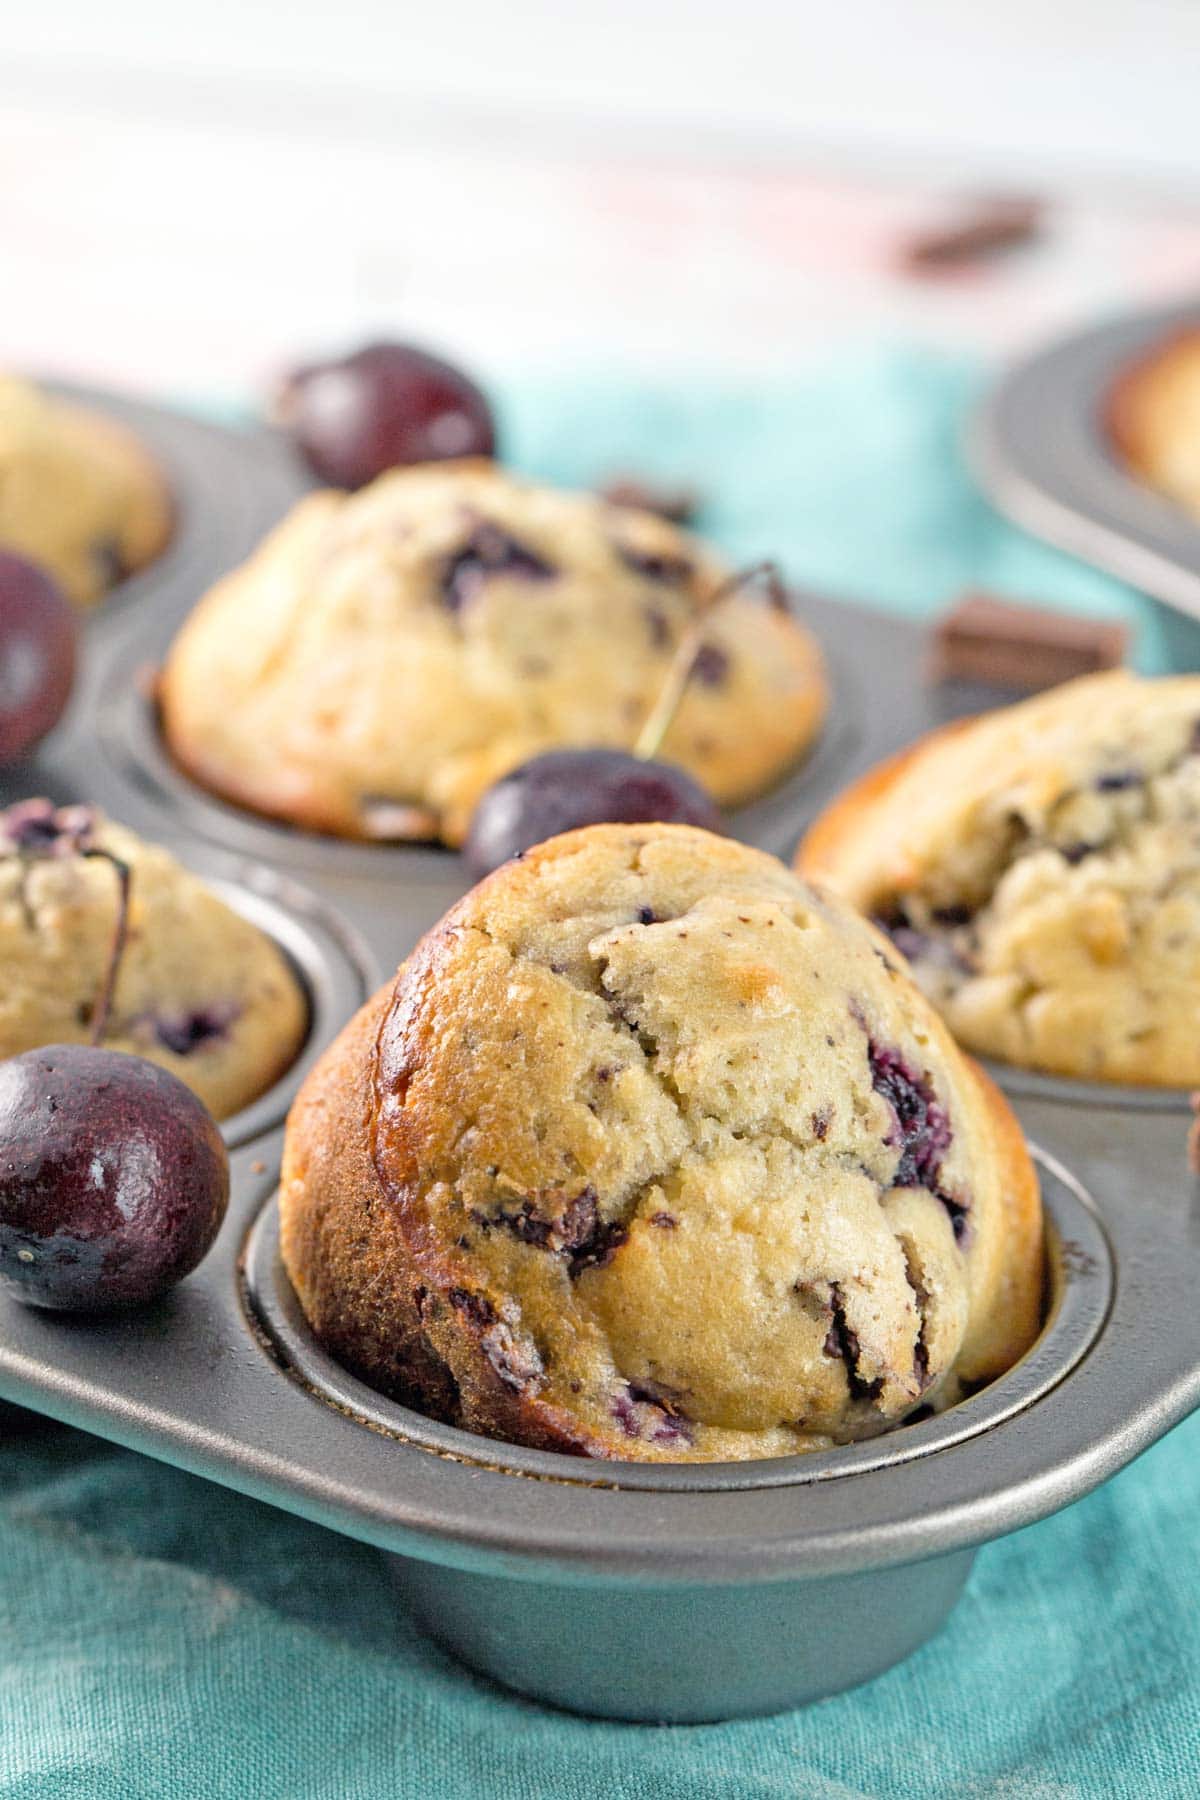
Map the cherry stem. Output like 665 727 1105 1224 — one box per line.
633 560 787 762
83 849 132 1046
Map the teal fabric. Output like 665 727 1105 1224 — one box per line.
4 347 1198 1796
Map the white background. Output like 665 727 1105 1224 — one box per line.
2 3 1198 393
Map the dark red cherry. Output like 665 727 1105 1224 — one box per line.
0 551 77 766
278 341 497 489
0 1046 230 1312
464 747 724 879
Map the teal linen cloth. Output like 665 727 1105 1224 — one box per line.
3 349 1197 1798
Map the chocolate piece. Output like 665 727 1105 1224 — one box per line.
868 1042 952 1191
929 593 1128 693
615 544 695 586
440 523 555 613
601 475 699 526
692 643 729 688
153 1006 237 1057
900 197 1043 271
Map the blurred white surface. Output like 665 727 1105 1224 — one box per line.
4 1 1200 185
1 3 1198 394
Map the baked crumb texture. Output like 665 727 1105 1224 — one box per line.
801 671 1200 1086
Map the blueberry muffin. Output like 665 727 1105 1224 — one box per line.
1107 325 1200 517
800 671 1200 1086
280 823 1041 1463
159 462 827 846
1 799 307 1119
0 376 172 606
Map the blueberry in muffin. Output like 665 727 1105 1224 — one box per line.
800 671 1200 1086
0 376 171 606
1107 325 1200 518
159 462 827 847
280 823 1042 1462
0 799 307 1119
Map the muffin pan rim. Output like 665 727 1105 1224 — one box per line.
969 298 1200 620
0 1099 1192 1588
240 1144 1113 1494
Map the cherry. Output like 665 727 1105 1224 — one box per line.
0 1046 230 1311
277 341 497 489
464 747 724 879
0 552 78 766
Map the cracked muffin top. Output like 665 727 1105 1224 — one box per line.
0 376 172 606
279 823 1041 1463
1107 325 1200 518
159 461 827 847
0 800 307 1120
800 671 1200 1086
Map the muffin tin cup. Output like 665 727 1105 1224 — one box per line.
968 299 1200 664
2 388 1199 1721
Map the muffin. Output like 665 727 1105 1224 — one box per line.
280 823 1042 1463
799 671 1200 1086
1 799 307 1119
159 461 827 847
0 376 172 605
1107 325 1200 517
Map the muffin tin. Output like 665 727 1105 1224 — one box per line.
1 383 1198 1723
970 297 1200 665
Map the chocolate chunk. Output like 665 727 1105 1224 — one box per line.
643 604 674 649
1 799 98 857
900 196 1043 271
601 475 699 526
611 1380 693 1445
1095 769 1140 792
440 522 555 612
615 543 696 586
930 592 1128 693
487 1187 628 1278
481 1320 544 1392
868 1042 952 1190
566 1213 628 1280
490 1200 554 1248
447 1286 495 1329
691 643 729 687
153 1006 237 1056
823 1284 884 1403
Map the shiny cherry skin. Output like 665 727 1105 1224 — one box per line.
0 551 77 766
279 341 497 489
0 1046 230 1311
464 747 725 879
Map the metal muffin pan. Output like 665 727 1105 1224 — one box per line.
1 389 1199 1722
969 297 1200 664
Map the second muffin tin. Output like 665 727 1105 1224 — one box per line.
1 385 1198 1722
970 298 1200 664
